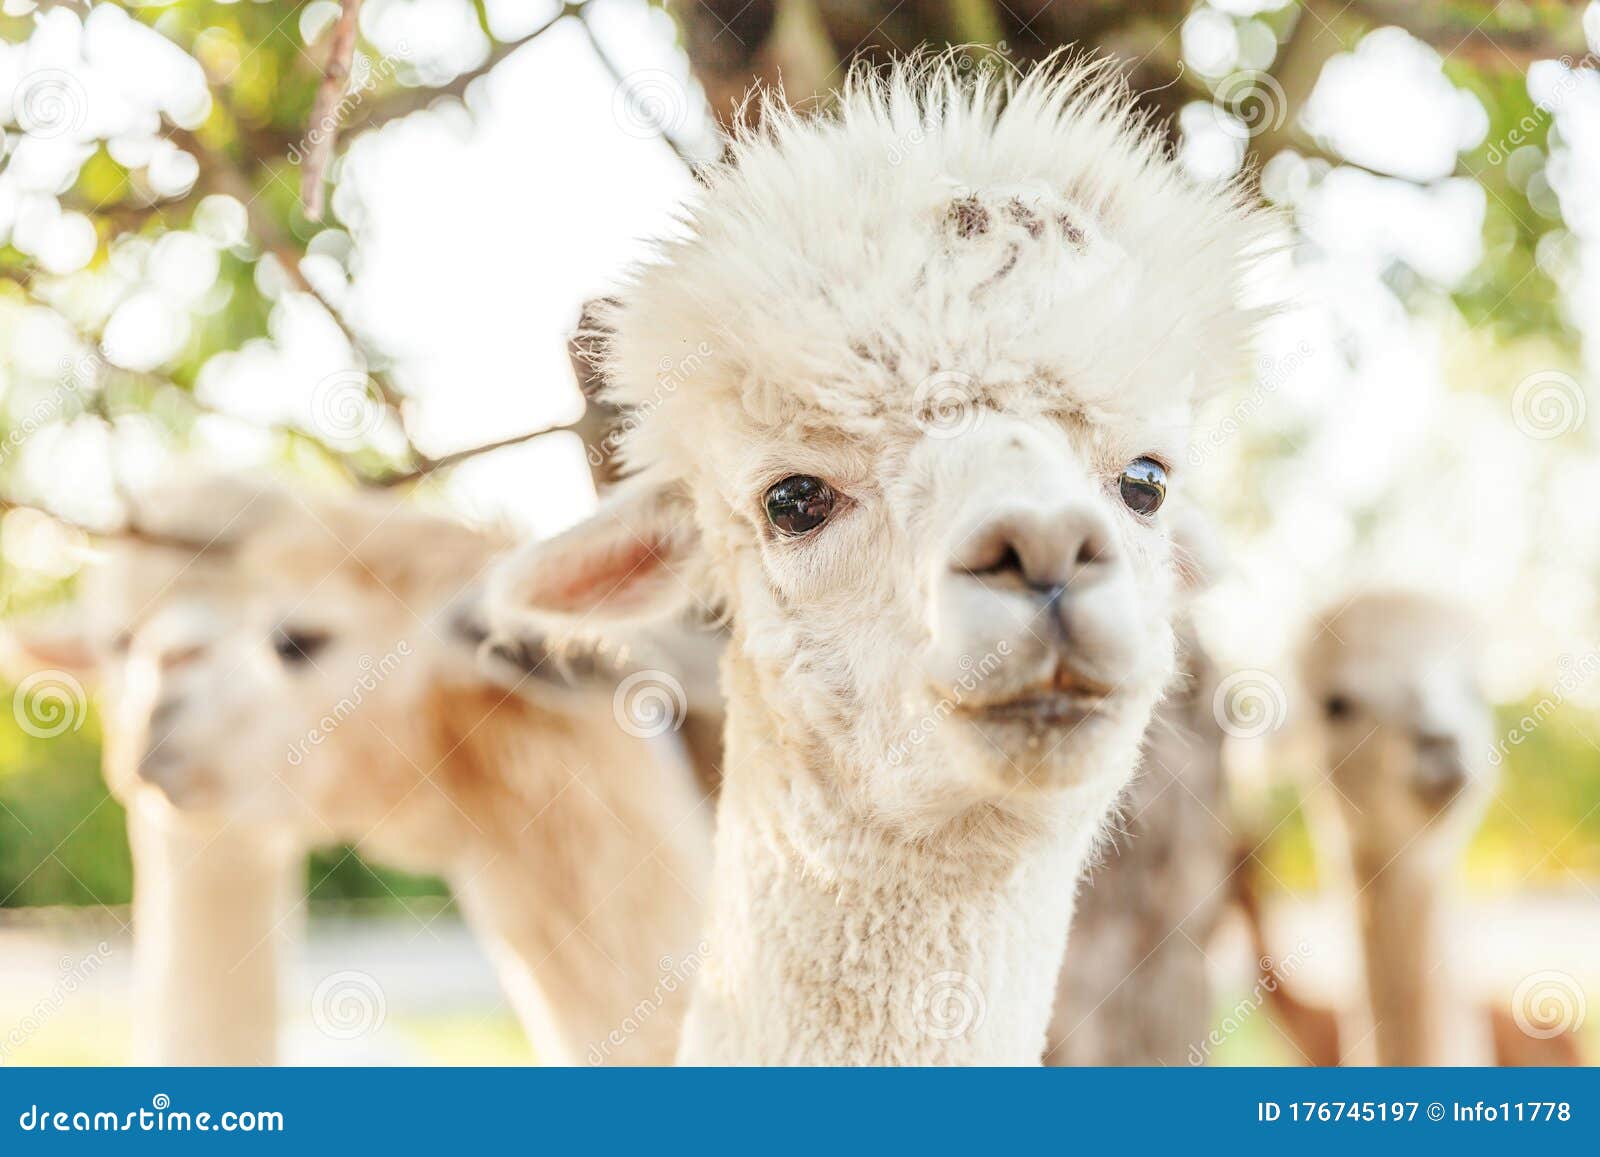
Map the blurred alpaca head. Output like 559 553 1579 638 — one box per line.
1299 589 1497 857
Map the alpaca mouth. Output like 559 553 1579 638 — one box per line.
957 663 1116 728
966 693 1105 726
138 744 214 808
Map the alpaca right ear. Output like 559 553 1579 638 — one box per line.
0 613 103 686
489 482 701 627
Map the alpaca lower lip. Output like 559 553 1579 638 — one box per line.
961 691 1107 726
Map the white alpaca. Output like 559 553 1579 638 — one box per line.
490 56 1270 1064
20 481 713 1065
1297 590 1499 1066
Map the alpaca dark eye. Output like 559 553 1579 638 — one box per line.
764 475 835 536
1118 457 1167 516
273 628 330 666
1324 693 1352 721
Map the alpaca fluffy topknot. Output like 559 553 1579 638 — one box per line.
599 52 1275 478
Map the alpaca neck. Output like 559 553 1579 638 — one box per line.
424 685 711 1066
679 674 1118 1065
125 792 302 1065
1343 841 1484 1065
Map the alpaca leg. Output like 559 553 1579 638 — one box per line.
126 790 303 1065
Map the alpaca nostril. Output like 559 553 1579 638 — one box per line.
969 543 1025 579
955 508 1119 593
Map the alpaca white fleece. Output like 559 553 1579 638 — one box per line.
510 55 1272 1065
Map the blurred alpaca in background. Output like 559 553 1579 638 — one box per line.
9 479 714 1065
1247 590 1581 1065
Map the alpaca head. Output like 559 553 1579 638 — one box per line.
16 480 650 867
496 58 1269 827
1299 590 1496 857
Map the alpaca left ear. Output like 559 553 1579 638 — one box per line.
488 480 702 628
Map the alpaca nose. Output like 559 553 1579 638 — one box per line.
952 504 1120 593
1413 733 1468 804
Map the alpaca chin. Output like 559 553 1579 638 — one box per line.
927 696 1151 798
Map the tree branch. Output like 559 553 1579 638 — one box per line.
301 0 366 221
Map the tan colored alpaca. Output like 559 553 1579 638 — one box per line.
491 58 1270 1064
1298 590 1499 1065
19 480 713 1065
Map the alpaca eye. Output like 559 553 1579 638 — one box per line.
273 627 330 666
1118 457 1167 516
1324 693 1352 721
764 475 835 536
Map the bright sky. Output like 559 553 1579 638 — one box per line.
1 0 1598 701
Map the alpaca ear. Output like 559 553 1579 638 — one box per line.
489 481 701 627
0 613 103 685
